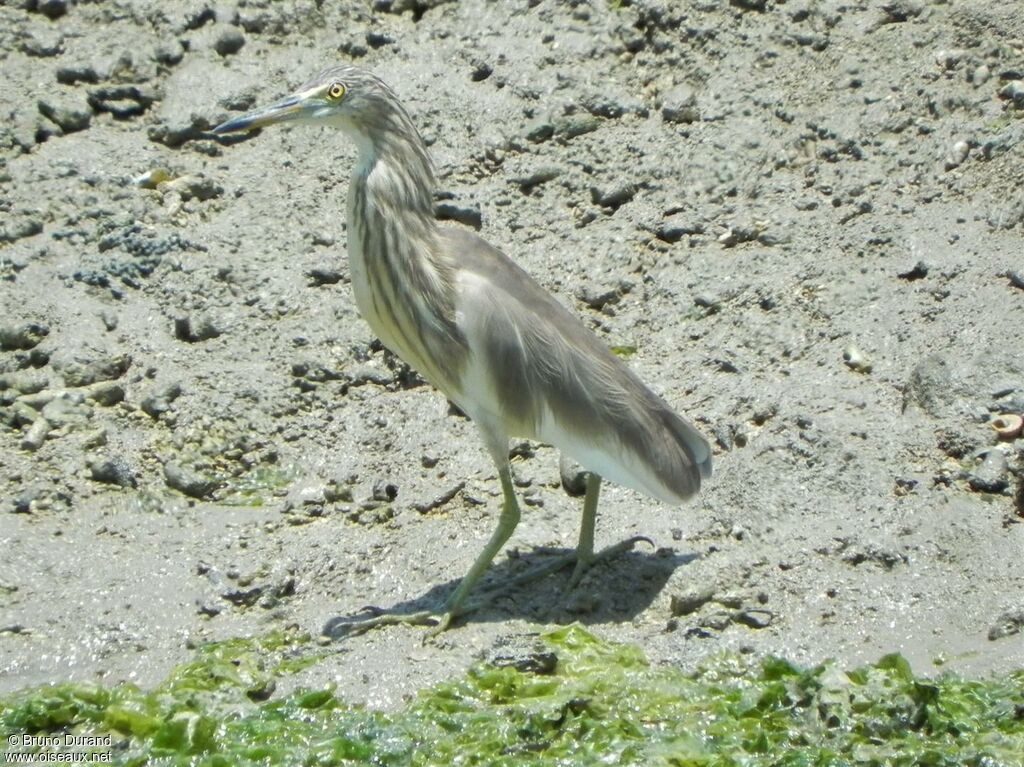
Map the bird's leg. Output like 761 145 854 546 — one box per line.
563 472 656 593
428 462 521 634
566 472 601 589
324 463 520 640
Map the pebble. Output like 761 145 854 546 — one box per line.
56 65 99 85
434 202 482 231
22 30 63 57
999 82 1024 108
55 353 131 387
0 372 46 395
83 381 125 407
670 587 716 616
656 213 706 243
511 165 563 193
21 418 51 451
89 457 137 488
372 479 398 502
32 0 68 19
661 85 699 125
159 175 223 202
945 140 970 170
590 182 636 210
0 322 49 351
470 59 492 82
140 381 182 419
214 26 246 57
173 315 222 343
554 113 601 140
736 609 773 629
842 344 872 373
559 454 588 496
969 449 1009 494
968 64 990 86
164 461 218 499
987 609 1024 641
87 84 156 119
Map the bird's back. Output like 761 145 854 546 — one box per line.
443 227 711 504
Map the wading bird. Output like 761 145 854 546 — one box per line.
214 65 711 635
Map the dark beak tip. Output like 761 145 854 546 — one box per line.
211 117 250 135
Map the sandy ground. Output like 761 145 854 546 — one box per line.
2 0 1023 709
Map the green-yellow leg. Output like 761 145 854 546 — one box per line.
428 464 520 634
567 472 601 588
325 458 521 640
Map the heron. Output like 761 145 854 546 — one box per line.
213 65 712 635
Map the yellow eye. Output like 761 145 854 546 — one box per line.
327 82 346 101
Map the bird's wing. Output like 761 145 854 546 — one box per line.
441 227 711 504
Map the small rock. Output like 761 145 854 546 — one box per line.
987 609 1024 641
554 113 601 139
33 0 68 19
470 59 492 82
159 175 223 202
511 165 563 193
37 94 91 133
372 479 398 502
173 315 222 343
842 344 872 373
0 322 49 351
55 65 99 85
999 82 1024 109
525 114 555 143
83 381 124 407
22 30 63 57
164 461 218 499
661 85 699 125
694 293 722 313
435 202 482 230
307 267 344 286
0 372 47 395
590 182 636 210
55 354 131 387
656 213 706 243
89 457 137 488
670 587 716 616
21 418 51 452
140 381 182 419
559 454 588 496
87 84 156 119
968 64 990 87
214 26 246 56
736 609 773 629
969 449 1009 494
578 280 631 311
897 261 929 281
945 140 970 170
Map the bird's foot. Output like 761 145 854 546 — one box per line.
323 602 472 642
565 534 655 592
323 606 441 640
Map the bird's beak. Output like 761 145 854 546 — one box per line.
213 94 306 134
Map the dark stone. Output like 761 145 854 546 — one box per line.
0 322 49 351
213 26 245 56
89 457 138 488
164 461 218 499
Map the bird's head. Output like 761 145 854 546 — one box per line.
213 65 397 137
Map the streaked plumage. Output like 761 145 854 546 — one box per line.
214 64 711 634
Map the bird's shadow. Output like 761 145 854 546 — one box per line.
323 544 698 639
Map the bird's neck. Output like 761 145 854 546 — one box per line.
345 124 465 390
350 116 436 222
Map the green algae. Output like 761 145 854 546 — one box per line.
2 626 1022 766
